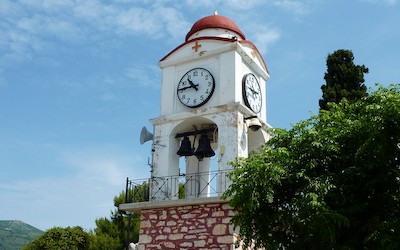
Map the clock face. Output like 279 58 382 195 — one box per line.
177 68 215 108
242 73 262 113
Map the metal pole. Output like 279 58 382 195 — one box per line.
125 177 129 203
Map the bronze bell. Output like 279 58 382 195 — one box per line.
194 134 215 160
177 136 194 157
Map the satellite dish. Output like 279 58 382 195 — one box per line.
140 126 153 144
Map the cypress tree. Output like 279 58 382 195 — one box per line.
319 49 369 110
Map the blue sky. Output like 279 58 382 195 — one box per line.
0 0 399 231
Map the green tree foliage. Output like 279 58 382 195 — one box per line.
87 186 145 250
87 215 122 250
224 84 400 249
21 226 89 250
319 49 369 110
125 180 150 203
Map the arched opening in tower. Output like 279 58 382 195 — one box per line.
173 117 218 199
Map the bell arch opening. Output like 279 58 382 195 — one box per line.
172 117 219 199
247 127 270 153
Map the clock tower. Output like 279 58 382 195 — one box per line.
121 13 270 249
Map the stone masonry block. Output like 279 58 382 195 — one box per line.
141 220 151 228
168 233 184 240
217 235 234 244
194 240 207 247
212 224 227 235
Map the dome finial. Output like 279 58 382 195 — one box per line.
214 0 218 15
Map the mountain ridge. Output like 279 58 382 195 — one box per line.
0 220 43 250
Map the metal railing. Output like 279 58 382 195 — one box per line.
125 170 231 203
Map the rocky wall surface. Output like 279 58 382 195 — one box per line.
138 202 236 249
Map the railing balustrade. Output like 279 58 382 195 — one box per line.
125 170 231 203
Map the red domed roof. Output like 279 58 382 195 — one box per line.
185 14 246 41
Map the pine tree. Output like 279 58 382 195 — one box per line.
319 49 369 110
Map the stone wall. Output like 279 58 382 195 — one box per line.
138 201 236 249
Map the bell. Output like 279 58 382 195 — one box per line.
177 136 194 157
194 134 215 160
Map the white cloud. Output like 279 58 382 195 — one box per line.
62 147 140 186
186 0 318 14
2 0 319 73
0 0 23 17
73 0 111 19
0 1 190 69
273 0 318 15
223 0 266 10
186 0 215 8
115 8 162 36
245 24 281 55
186 0 266 10
157 7 191 41
114 6 190 41
125 64 161 89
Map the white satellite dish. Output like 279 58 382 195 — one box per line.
140 126 153 144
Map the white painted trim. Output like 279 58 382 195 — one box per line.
236 42 269 80
159 43 238 68
119 197 226 213
159 42 269 81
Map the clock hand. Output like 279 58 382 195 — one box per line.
187 78 199 91
178 85 198 91
248 87 258 99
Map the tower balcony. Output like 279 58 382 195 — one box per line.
122 169 232 208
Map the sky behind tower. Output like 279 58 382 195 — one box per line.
0 0 399 230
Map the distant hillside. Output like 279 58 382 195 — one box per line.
0 220 43 250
